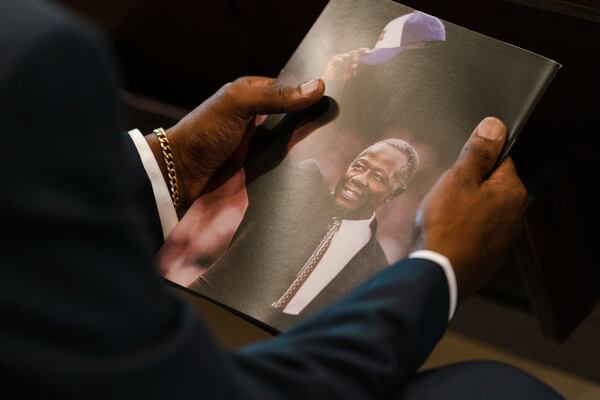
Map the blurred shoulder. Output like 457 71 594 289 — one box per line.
0 0 105 69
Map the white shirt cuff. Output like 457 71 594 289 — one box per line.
408 250 457 321
128 129 178 239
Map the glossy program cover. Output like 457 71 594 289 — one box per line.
159 0 560 332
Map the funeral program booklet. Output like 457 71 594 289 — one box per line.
158 0 560 332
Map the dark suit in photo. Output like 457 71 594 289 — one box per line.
192 158 389 330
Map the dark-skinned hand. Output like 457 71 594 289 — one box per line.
146 76 325 209
413 117 527 302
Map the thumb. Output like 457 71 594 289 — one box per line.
220 77 325 118
454 117 507 183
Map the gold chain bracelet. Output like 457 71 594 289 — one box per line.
153 127 181 210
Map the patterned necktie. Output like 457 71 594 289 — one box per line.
272 218 342 311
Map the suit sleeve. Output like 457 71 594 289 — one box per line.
0 3 448 398
234 260 449 399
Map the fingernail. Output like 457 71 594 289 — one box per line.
476 117 503 141
299 78 320 95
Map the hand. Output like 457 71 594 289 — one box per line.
146 76 325 209
413 117 527 302
321 48 370 81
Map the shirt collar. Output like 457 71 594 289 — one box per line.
340 214 375 228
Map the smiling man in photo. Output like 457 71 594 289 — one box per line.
333 139 418 220
271 138 419 315
192 137 419 326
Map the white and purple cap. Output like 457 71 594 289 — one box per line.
361 11 446 65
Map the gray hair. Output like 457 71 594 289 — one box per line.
375 138 419 190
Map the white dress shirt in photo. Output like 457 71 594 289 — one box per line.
282 215 375 315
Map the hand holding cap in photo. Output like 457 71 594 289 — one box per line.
361 11 446 65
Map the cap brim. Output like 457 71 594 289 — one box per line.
360 47 403 65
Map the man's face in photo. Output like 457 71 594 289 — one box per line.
333 143 407 220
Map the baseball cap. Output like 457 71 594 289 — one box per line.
361 11 446 65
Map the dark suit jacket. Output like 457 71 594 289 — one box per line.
193 159 389 330
1 1 449 398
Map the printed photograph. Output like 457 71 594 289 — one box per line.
157 0 551 330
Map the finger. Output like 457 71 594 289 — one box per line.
454 117 507 184
223 78 326 118
486 156 517 184
484 156 528 221
485 156 527 201
234 76 276 87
